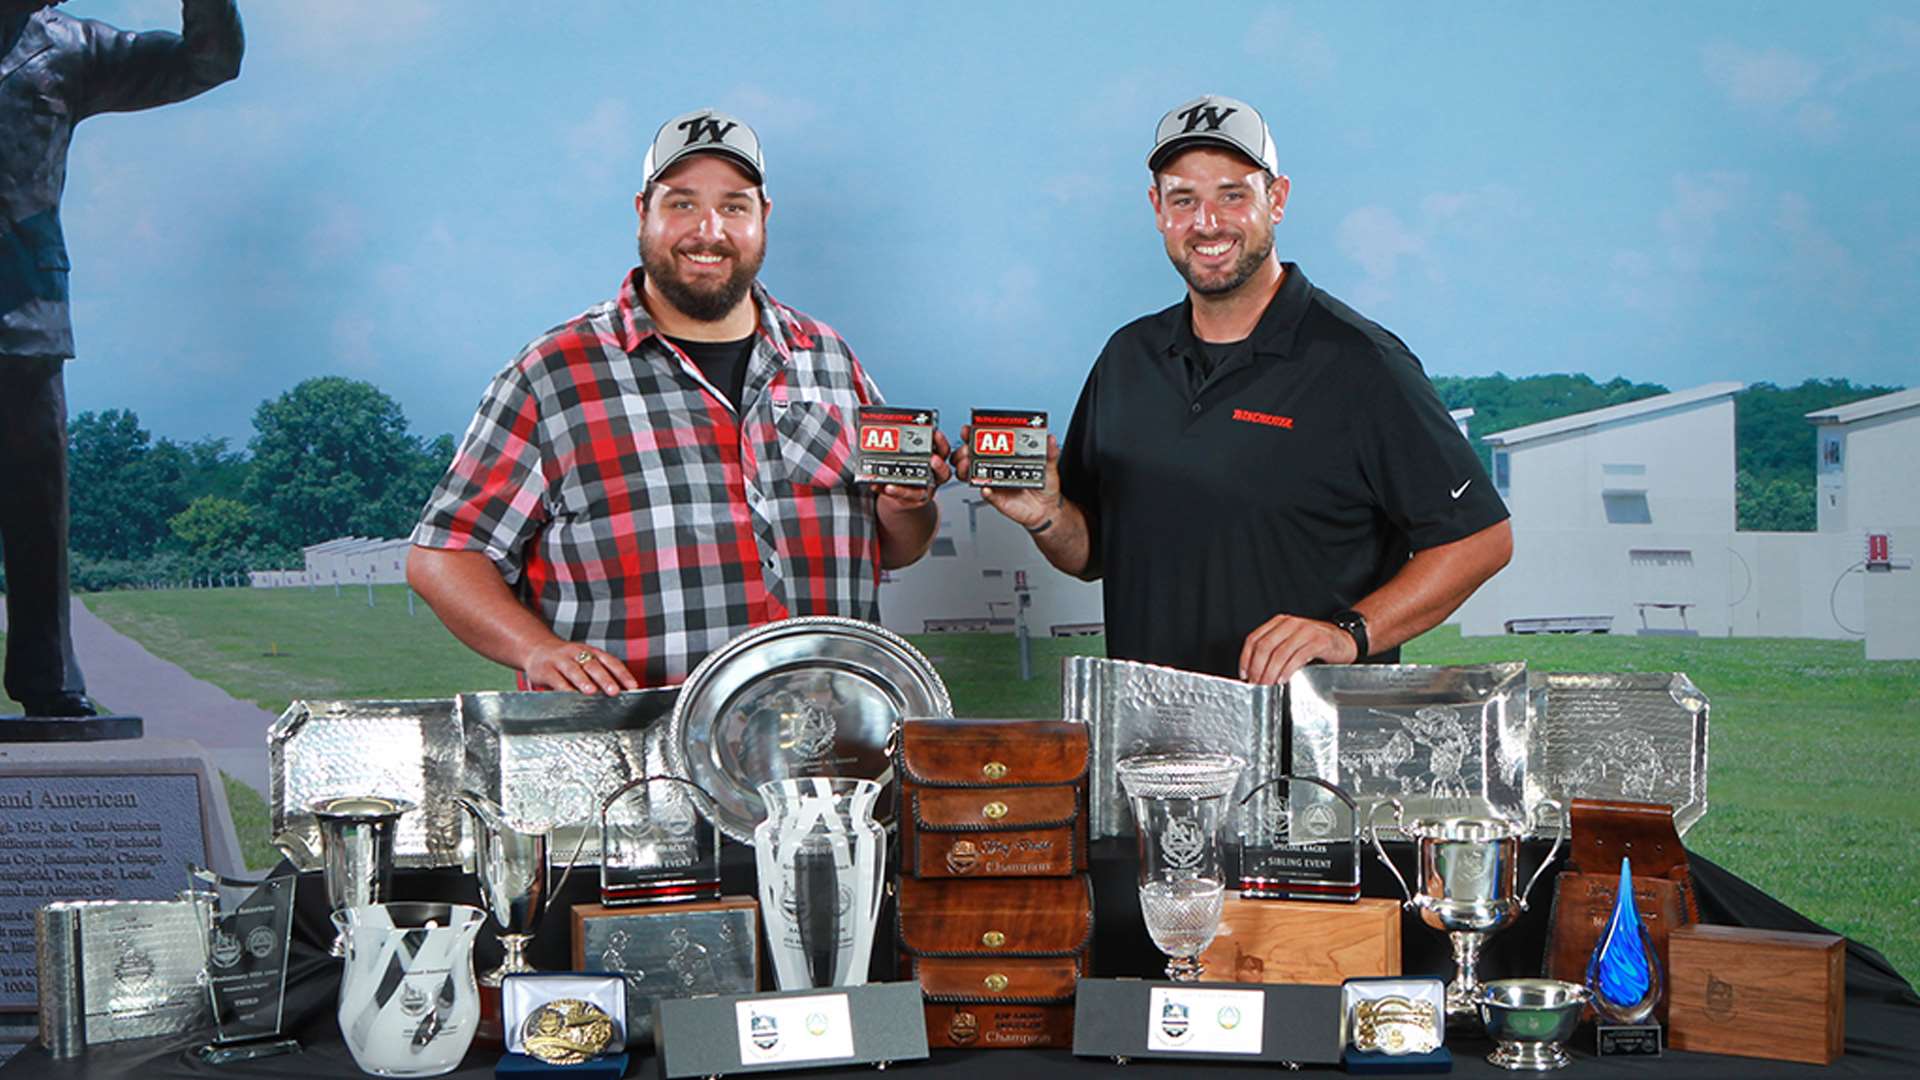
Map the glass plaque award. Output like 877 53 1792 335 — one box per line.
1236 774 1361 902
599 775 721 906
188 865 300 1064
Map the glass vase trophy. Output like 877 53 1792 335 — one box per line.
1587 857 1665 1055
1117 753 1245 981
333 902 486 1078
188 865 300 1064
753 777 886 989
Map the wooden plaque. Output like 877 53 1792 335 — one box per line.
1667 925 1845 1065
1198 895 1401 986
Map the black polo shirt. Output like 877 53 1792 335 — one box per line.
1058 263 1508 678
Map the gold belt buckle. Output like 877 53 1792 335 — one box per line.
1351 995 1440 1056
522 997 615 1065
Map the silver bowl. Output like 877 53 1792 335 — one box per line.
1478 978 1589 1071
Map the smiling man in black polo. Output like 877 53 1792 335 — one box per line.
960 93 1512 683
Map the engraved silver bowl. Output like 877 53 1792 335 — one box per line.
1479 978 1589 1071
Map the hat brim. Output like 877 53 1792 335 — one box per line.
649 145 764 187
1147 133 1268 174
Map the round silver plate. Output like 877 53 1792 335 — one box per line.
666 616 952 842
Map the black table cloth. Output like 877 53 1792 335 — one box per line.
8 839 1916 1078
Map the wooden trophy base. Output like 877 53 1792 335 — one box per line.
1199 894 1402 985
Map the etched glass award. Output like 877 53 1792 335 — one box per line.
599 775 721 906
1236 773 1361 902
187 865 300 1064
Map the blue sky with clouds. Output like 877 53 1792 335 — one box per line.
52 2 1920 447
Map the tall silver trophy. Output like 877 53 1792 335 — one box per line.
308 796 414 957
1369 798 1564 1016
454 793 578 986
1117 753 1245 981
752 778 886 989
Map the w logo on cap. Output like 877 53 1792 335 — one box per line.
1178 103 1238 133
679 115 739 146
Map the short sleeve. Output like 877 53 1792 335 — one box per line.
410 363 551 584
1355 345 1509 551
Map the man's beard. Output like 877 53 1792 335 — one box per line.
639 236 764 323
1170 227 1274 297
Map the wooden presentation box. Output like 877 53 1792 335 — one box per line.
1667 925 1845 1066
1198 895 1401 986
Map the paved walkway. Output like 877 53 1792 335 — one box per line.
0 600 276 797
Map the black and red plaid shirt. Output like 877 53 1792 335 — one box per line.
413 269 883 688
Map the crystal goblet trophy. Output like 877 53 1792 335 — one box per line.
188 865 300 1064
1117 753 1245 982
753 777 886 989
599 775 721 906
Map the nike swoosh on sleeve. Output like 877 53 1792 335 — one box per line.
1450 480 1472 499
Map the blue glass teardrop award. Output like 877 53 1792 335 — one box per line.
1586 857 1664 1055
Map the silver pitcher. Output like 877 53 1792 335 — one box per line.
308 796 415 958
1368 798 1564 1016
453 793 578 987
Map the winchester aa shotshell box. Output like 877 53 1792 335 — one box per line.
967 409 1047 489
855 406 939 485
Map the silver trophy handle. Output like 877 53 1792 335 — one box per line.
1517 798 1567 910
1365 797 1412 905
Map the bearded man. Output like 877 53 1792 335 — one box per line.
960 94 1511 684
410 109 946 693
2 0 243 720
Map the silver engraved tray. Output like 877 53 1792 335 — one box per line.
1290 663 1532 836
1064 656 1281 839
665 617 952 843
270 690 680 870
457 688 681 863
578 903 760 1047
270 698 464 870
37 896 214 1056
1525 671 1709 837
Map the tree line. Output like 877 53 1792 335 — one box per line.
0 373 1900 595
36 377 452 592
1431 374 1902 532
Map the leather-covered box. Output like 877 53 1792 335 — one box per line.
1542 798 1698 1023
895 874 1092 1048
1667 925 1845 1065
896 718 1088 879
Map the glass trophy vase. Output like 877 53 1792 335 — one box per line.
1118 753 1245 982
333 902 486 1078
752 777 886 990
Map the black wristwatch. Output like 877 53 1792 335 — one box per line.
1329 609 1370 661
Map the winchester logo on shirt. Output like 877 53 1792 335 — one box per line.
1231 408 1294 430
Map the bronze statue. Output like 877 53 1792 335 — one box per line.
1 1 242 721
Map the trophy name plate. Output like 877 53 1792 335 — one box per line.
966 409 1047 488
653 982 929 1078
1071 978 1342 1065
854 406 939 485
36 896 213 1058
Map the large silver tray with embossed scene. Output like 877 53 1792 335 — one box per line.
1064 656 1281 839
457 688 682 862
1525 671 1709 836
270 698 464 870
1290 663 1532 837
665 616 952 843
270 690 681 870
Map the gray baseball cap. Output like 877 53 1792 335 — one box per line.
1148 94 1278 175
643 108 765 187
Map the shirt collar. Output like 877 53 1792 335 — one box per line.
613 267 802 362
1165 261 1313 363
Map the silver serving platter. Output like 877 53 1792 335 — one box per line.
1064 656 1281 839
1525 671 1709 836
665 616 951 843
456 688 680 862
1290 663 1531 837
270 698 463 870
270 691 680 870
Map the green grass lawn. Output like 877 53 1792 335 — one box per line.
78 588 1920 984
